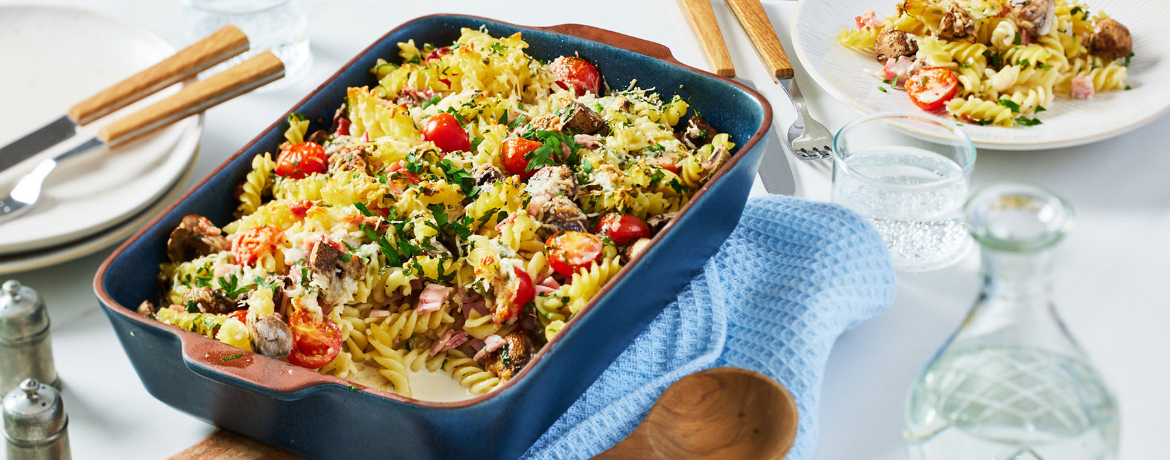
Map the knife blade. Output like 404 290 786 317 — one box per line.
0 25 249 174
674 0 796 195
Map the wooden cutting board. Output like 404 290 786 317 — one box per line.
169 430 305 460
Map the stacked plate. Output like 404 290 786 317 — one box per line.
0 5 202 274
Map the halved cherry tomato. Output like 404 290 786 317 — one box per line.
289 199 313 217
501 137 544 178
228 309 248 324
550 56 601 96
594 213 651 246
493 265 534 324
546 231 604 277
232 225 284 267
647 156 679 174
421 113 470 153
904 68 959 112
275 141 328 179
287 309 342 369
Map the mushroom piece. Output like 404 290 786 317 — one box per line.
533 195 589 239
675 115 716 149
1086 18 1133 61
1012 0 1056 37
561 102 606 135
181 287 237 315
699 145 732 181
936 2 976 42
328 145 368 174
483 331 535 382
622 238 653 263
166 215 230 263
875 30 919 64
471 164 504 187
250 315 293 360
308 242 366 308
137 300 157 316
527 165 579 200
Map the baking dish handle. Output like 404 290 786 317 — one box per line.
179 333 325 400
537 23 678 63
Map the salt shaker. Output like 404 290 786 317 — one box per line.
0 281 58 393
3 379 70 460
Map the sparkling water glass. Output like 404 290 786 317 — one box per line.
180 0 311 90
831 113 976 272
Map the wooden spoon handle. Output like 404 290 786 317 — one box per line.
676 0 736 77
724 0 794 79
68 25 249 125
169 429 304 460
98 51 284 145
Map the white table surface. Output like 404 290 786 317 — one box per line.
3 0 1167 458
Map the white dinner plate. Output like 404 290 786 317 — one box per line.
0 157 195 276
792 0 1170 150
0 5 201 253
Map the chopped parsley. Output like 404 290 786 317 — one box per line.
470 137 485 151
1016 116 1043 127
348 385 359 391
420 94 442 110
185 300 199 313
361 223 402 266
581 157 593 173
217 274 253 297
997 99 1022 113
1124 51 1134 67
353 202 374 216
222 354 243 362
878 86 888 93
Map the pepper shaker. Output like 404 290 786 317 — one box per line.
0 281 58 393
3 379 70 460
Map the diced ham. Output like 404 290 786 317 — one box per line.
495 211 521 232
883 56 917 84
430 330 470 356
855 11 882 29
474 334 507 361
535 276 561 295
1071 76 1096 100
574 134 600 150
417 284 452 314
1020 30 1034 46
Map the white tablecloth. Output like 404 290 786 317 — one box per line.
3 0 1166 458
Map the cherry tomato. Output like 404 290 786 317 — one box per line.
228 309 248 324
546 231 604 277
550 56 601 96
275 142 328 179
501 137 544 178
421 113 470 154
289 199 313 217
594 214 651 246
232 225 284 267
287 309 342 369
904 68 959 112
493 265 534 324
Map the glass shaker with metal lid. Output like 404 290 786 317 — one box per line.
0 281 58 393
3 378 70 460
904 183 1119 460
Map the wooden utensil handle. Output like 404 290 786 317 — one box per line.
99 51 284 145
676 0 736 77
68 25 249 125
169 429 305 460
724 0 794 79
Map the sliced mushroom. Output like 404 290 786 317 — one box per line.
936 2 976 42
1012 0 1056 37
182 287 237 315
137 300 157 316
307 129 330 145
533 195 589 239
622 238 653 263
561 102 605 135
166 215 230 263
1087 18 1133 61
471 164 504 187
699 145 731 181
483 331 535 382
250 315 293 360
308 242 366 308
875 30 919 64
675 115 716 149
527 165 579 200
328 145 368 174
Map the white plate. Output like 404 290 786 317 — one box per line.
0 153 195 275
792 0 1170 150
0 5 201 253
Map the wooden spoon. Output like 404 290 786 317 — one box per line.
593 367 798 460
172 367 796 460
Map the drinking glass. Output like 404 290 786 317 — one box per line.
180 0 311 91
831 113 976 272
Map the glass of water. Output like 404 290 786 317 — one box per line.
180 0 311 91
831 113 976 272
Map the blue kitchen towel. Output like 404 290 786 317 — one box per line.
523 195 898 460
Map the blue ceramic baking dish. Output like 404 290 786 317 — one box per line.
95 14 772 460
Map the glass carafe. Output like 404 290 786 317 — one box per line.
904 183 1119 460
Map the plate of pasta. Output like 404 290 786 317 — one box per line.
792 0 1170 149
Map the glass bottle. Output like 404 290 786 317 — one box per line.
904 183 1119 460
